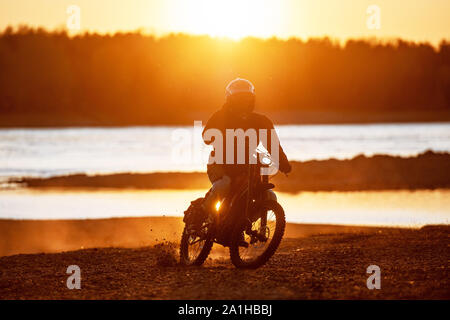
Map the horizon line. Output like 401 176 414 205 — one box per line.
2 24 449 49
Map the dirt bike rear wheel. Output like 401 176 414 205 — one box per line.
179 224 214 266
229 200 285 269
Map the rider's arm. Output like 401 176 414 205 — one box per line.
261 116 291 174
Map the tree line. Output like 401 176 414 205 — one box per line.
0 26 449 126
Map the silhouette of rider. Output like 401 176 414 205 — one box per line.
202 78 291 215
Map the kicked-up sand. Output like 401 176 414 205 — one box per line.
0 217 382 257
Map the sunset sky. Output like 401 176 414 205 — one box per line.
1 0 449 44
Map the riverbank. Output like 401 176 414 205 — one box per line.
9 151 450 192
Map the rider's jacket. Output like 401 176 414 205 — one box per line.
202 105 290 180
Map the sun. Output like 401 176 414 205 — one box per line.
178 0 283 40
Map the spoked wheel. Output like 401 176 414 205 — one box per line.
180 222 214 266
229 200 286 269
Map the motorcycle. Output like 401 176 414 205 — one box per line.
180 151 286 269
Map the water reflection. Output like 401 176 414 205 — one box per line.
0 189 448 227
1 123 449 179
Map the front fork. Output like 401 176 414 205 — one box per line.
243 166 270 242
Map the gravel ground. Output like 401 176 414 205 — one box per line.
0 226 448 299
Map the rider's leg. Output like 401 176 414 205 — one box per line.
203 164 230 215
202 175 231 216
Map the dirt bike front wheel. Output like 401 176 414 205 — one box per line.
179 223 214 266
229 200 286 269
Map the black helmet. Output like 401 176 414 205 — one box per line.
225 78 255 114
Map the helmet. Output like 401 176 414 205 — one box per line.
225 78 255 98
225 78 256 114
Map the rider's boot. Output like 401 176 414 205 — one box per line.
201 195 219 225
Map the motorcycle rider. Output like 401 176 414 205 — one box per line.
201 78 291 217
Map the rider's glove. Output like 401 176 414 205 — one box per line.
279 161 292 174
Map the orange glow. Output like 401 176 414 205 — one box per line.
215 201 222 211
1 0 449 44
170 0 285 40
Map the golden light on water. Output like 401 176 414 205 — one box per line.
0 189 449 226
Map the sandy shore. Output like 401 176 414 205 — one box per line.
9 151 450 192
0 218 448 299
